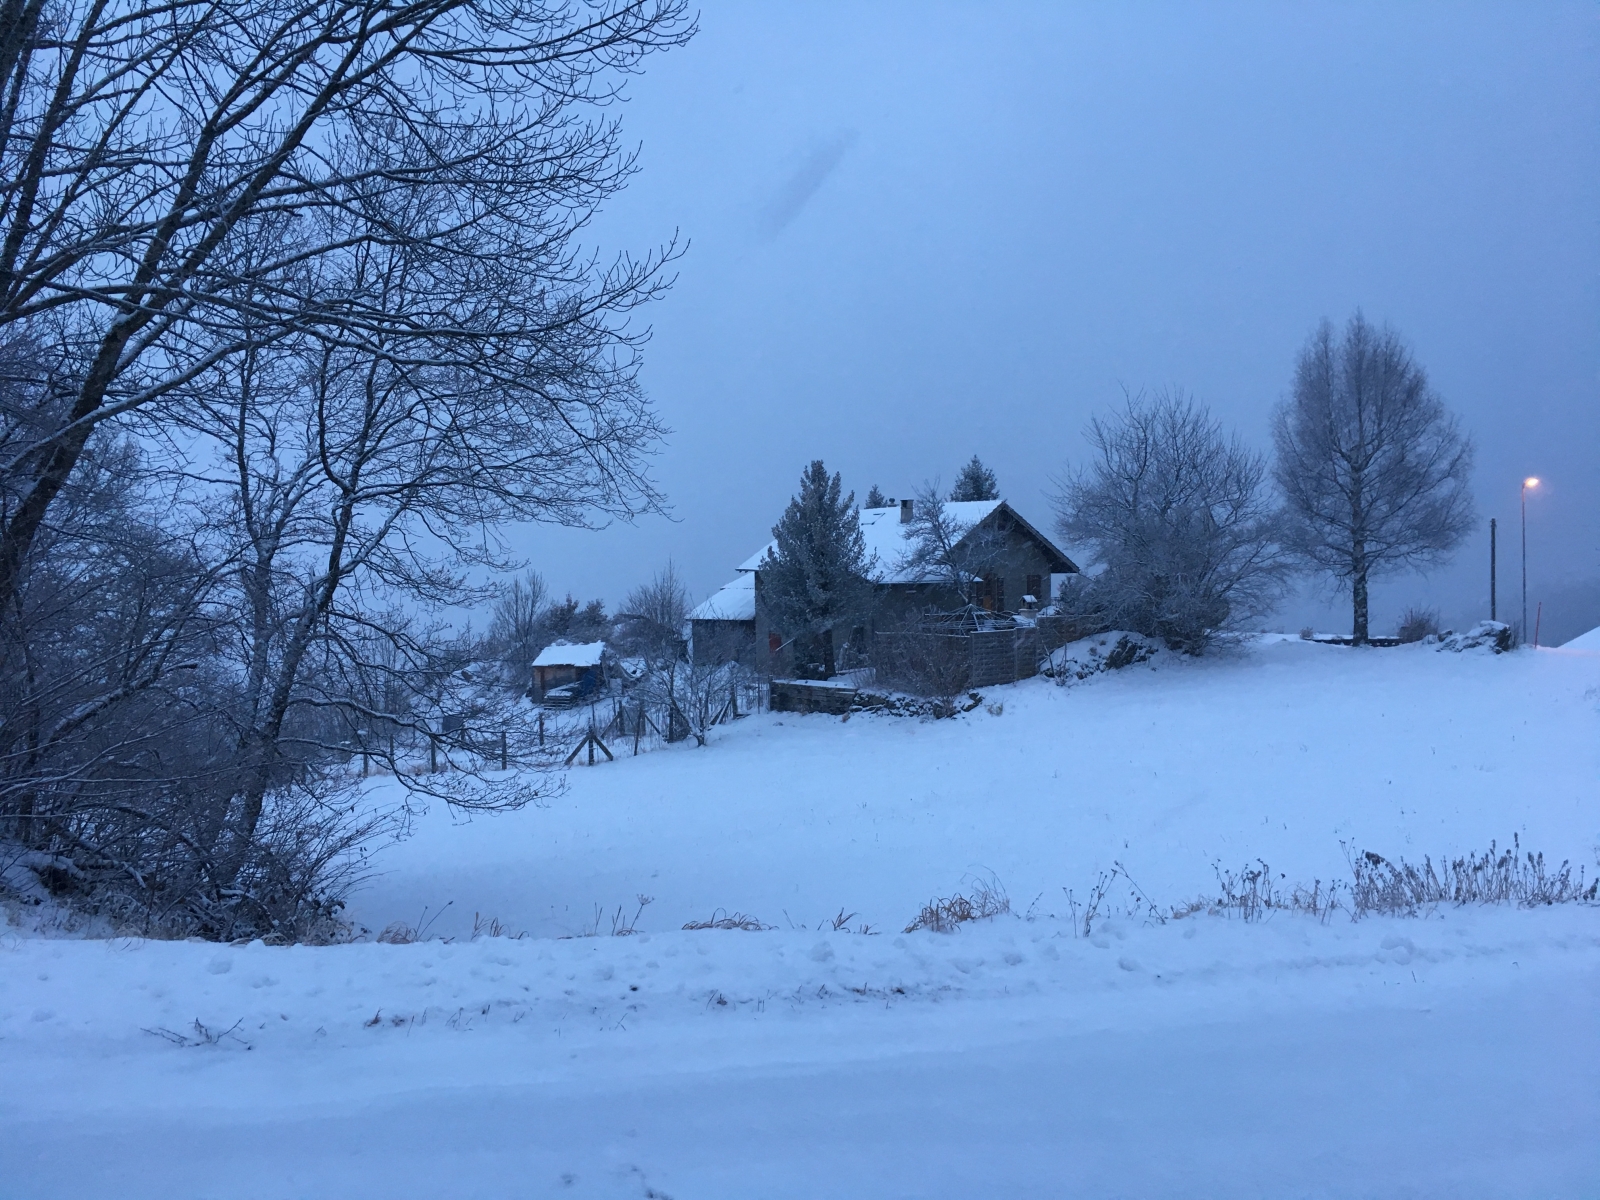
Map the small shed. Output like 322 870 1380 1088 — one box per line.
531 641 607 703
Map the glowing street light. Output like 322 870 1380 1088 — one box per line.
1522 477 1540 644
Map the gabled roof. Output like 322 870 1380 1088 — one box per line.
735 499 1076 585
688 572 756 622
531 641 605 669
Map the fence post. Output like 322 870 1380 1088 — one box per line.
429 738 437 774
538 711 545 747
500 729 507 771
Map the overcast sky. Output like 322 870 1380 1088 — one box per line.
507 1 1599 639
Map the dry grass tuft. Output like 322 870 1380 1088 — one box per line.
682 909 772 931
904 878 1010 933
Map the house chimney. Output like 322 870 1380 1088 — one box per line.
900 498 913 523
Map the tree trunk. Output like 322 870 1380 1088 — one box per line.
821 627 836 678
1351 543 1369 644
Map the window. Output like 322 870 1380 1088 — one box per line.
1025 574 1042 602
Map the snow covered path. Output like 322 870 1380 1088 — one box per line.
4 906 1598 1198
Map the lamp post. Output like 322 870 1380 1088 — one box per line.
1521 477 1539 644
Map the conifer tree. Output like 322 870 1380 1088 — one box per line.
866 484 889 508
760 461 874 677
950 456 1000 502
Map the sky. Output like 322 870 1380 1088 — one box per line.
506 1 1600 641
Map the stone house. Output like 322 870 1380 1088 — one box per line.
689 497 1078 667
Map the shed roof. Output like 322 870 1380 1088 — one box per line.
531 641 606 668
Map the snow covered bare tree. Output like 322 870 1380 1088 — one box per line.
1054 390 1287 653
616 562 690 663
759 461 874 678
0 0 693 617
899 482 1003 605
1273 315 1475 643
949 456 999 502
489 573 550 693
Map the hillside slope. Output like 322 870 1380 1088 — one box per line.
4 638 1597 1199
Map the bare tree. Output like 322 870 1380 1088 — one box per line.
0 0 693 616
1054 390 1287 653
1273 314 1475 643
898 482 1004 607
0 2 692 937
616 561 688 663
638 654 747 747
489 572 549 692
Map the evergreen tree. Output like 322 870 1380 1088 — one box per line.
949 455 999 502
865 484 889 508
760 461 874 677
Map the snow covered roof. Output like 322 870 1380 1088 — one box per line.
689 572 756 622
737 500 1007 584
531 641 605 668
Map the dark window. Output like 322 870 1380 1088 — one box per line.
1025 574 1042 602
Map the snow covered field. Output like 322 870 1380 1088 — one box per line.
4 638 1599 1198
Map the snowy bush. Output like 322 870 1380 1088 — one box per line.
871 627 973 710
1053 390 1288 653
1396 606 1441 643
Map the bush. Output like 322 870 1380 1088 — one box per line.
1396 606 1440 643
872 628 972 704
1053 390 1287 654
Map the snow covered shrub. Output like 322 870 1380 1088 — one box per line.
1053 390 1288 654
871 626 973 712
904 878 1010 933
1396 606 1440 643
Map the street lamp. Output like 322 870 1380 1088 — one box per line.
1521 477 1539 644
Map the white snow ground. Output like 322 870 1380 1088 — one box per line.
4 637 1599 1198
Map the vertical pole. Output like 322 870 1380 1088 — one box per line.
1521 485 1529 645
500 730 507 771
429 739 437 774
538 711 545 747
1489 518 1496 621
1534 602 1542 649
